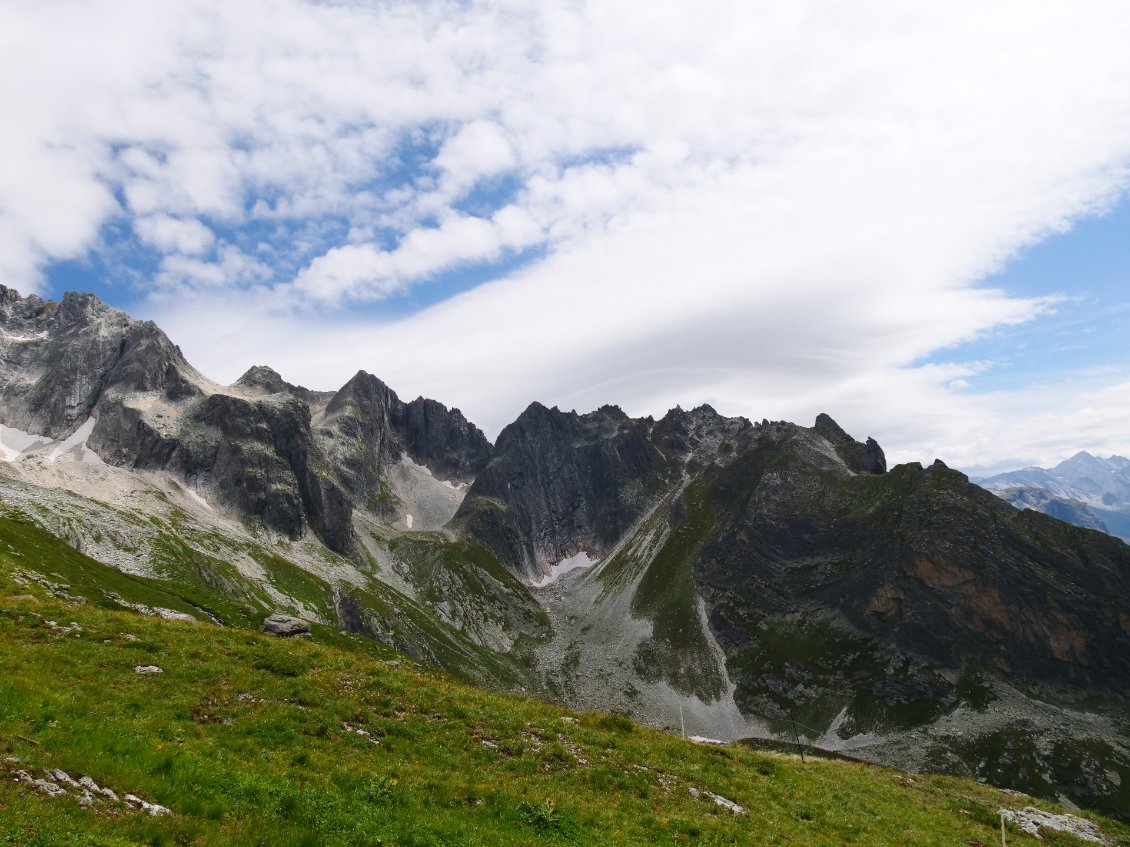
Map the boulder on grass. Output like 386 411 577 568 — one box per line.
261 614 310 637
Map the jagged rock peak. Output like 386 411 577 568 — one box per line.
456 400 667 576
317 368 492 484
653 402 751 455
496 401 637 454
58 289 115 323
323 370 397 418
2 284 113 326
1 286 203 437
399 396 492 482
0 283 23 307
235 365 289 393
233 365 329 404
814 412 886 474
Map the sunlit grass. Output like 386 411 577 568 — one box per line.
1 517 1126 846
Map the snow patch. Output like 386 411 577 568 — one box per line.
530 551 597 588
405 512 414 529
0 423 54 461
186 488 212 511
46 418 103 465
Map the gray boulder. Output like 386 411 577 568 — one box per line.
260 614 311 637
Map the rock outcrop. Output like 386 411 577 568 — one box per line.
814 412 886 474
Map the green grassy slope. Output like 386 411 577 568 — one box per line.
0 487 541 693
2 520 1128 846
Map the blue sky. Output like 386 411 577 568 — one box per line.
921 199 1129 393
3 1 1130 474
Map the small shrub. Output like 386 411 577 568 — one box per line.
517 798 563 833
363 774 399 805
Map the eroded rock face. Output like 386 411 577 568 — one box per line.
454 402 677 578
233 364 334 406
458 402 1130 819
316 371 492 508
398 396 493 482
693 433 1130 702
0 287 200 438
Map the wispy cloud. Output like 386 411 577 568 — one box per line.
3 0 1130 469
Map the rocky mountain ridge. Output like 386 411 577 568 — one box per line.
0 284 491 556
3 286 1130 820
978 451 1130 543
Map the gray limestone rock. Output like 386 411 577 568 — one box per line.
260 614 311 637
1 287 489 555
454 402 676 578
233 365 334 405
316 371 493 509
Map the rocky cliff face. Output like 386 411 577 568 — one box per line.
461 406 1130 817
453 402 677 579
0 287 491 553
0 287 201 437
813 411 886 474
315 370 492 520
693 440 1130 706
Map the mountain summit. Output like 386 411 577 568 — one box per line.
979 449 1130 543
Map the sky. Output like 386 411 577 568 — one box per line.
2 0 1129 476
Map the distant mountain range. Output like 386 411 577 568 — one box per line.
3 284 1130 821
977 452 1130 543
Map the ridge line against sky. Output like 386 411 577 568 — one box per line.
1 0 1129 475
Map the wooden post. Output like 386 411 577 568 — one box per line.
1000 811 1006 847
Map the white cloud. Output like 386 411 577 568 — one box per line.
433 120 516 194
288 206 543 303
134 214 215 256
154 245 272 293
3 0 1130 470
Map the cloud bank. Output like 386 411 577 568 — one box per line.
2 1 1130 472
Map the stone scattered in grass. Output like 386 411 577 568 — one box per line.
1001 806 1109 843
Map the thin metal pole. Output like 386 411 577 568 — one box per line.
1001 811 1006 847
679 703 685 740
790 715 806 763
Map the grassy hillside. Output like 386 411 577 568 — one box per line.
1 516 1128 846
